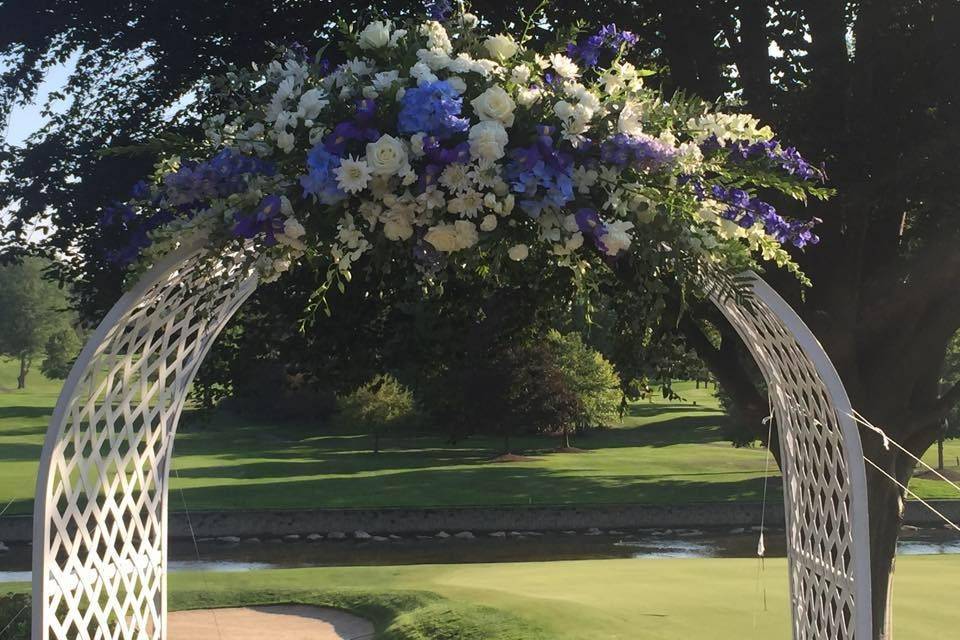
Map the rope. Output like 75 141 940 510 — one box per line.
754 390 776 620
863 457 960 533
0 605 28 639
173 467 225 640
848 409 960 496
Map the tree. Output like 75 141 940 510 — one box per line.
334 374 418 453
544 330 621 447
40 327 82 379
0 258 72 388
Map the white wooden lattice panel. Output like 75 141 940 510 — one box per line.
32 245 257 640
31 246 872 640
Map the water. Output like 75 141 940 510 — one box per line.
2 527 957 583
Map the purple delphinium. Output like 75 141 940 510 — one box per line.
707 184 820 248
300 146 346 204
568 24 639 67
506 127 575 217
232 194 284 244
725 138 824 182
163 149 274 206
601 133 677 171
425 0 453 21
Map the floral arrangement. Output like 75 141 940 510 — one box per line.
103 1 829 303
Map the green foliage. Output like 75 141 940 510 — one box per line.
543 330 621 429
0 258 74 388
0 593 30 640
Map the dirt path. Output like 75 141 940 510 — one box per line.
169 604 375 639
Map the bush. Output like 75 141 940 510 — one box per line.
40 328 81 379
334 374 419 452
0 593 30 640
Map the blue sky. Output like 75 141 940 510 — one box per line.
3 58 76 146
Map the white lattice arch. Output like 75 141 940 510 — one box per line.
31 240 873 640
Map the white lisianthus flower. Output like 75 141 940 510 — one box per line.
275 130 296 153
484 34 519 60
334 156 373 193
296 88 328 120
480 214 498 232
508 244 529 261
471 86 516 127
372 70 400 92
366 134 408 176
410 61 439 86
417 47 452 71
446 76 467 94
389 29 407 47
424 223 459 252
468 121 509 162
516 86 541 107
602 220 635 255
410 132 427 157
618 101 644 136
510 65 531 84
549 54 579 78
419 20 453 53
283 217 305 239
358 21 392 49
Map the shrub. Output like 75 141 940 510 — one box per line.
544 330 622 430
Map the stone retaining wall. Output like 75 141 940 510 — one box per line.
3 500 957 542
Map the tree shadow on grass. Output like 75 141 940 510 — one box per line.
0 406 54 420
169 466 784 511
0 441 44 461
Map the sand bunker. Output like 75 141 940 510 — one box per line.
170 604 374 639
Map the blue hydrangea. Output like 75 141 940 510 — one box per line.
506 131 575 217
397 81 469 139
300 145 346 205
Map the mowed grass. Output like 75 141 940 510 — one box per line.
2 357 959 514
5 556 958 639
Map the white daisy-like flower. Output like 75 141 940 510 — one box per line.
447 189 484 218
548 54 579 79
439 163 472 193
334 156 372 193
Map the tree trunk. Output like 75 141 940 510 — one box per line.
503 432 511 455
562 427 571 449
938 437 945 471
373 431 380 454
17 353 29 389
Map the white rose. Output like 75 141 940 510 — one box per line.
468 121 509 162
484 34 519 60
508 244 529 261
480 214 498 232
471 86 516 127
358 21 391 49
366 134 408 176
410 132 426 157
424 224 459 252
